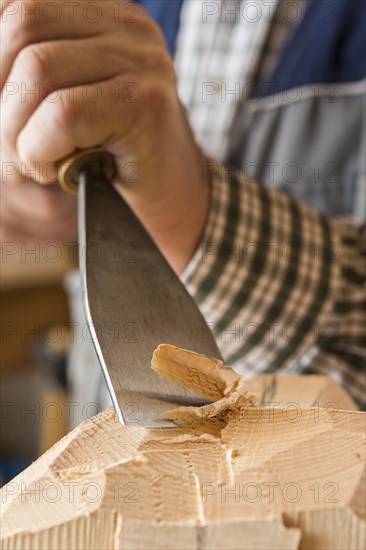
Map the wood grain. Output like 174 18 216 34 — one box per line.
1 346 364 550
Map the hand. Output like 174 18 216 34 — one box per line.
0 0 210 273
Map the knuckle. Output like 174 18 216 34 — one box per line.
142 77 175 111
2 1 39 43
52 91 75 128
145 78 166 99
16 142 34 167
130 6 165 45
15 43 50 83
143 15 165 46
133 7 155 32
144 46 175 79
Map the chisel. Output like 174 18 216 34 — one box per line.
57 148 223 427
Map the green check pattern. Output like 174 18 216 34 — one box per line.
181 162 366 409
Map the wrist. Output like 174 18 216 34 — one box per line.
153 157 211 274
116 148 211 274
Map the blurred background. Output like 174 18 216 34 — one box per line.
0 245 74 485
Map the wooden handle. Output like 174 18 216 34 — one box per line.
57 147 117 194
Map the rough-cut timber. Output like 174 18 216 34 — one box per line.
1 345 365 550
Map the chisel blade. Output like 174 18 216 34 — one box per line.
78 172 222 427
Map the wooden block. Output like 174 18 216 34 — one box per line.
1 347 364 550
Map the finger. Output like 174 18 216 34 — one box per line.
1 0 101 89
16 73 145 183
1 34 138 157
0 0 153 90
1 178 77 239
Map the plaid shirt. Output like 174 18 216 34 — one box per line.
175 0 299 159
64 0 365 425
175 0 366 408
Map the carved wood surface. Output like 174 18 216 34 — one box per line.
1 347 364 550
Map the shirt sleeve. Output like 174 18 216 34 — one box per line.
180 160 366 409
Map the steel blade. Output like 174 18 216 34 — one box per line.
78 174 223 427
